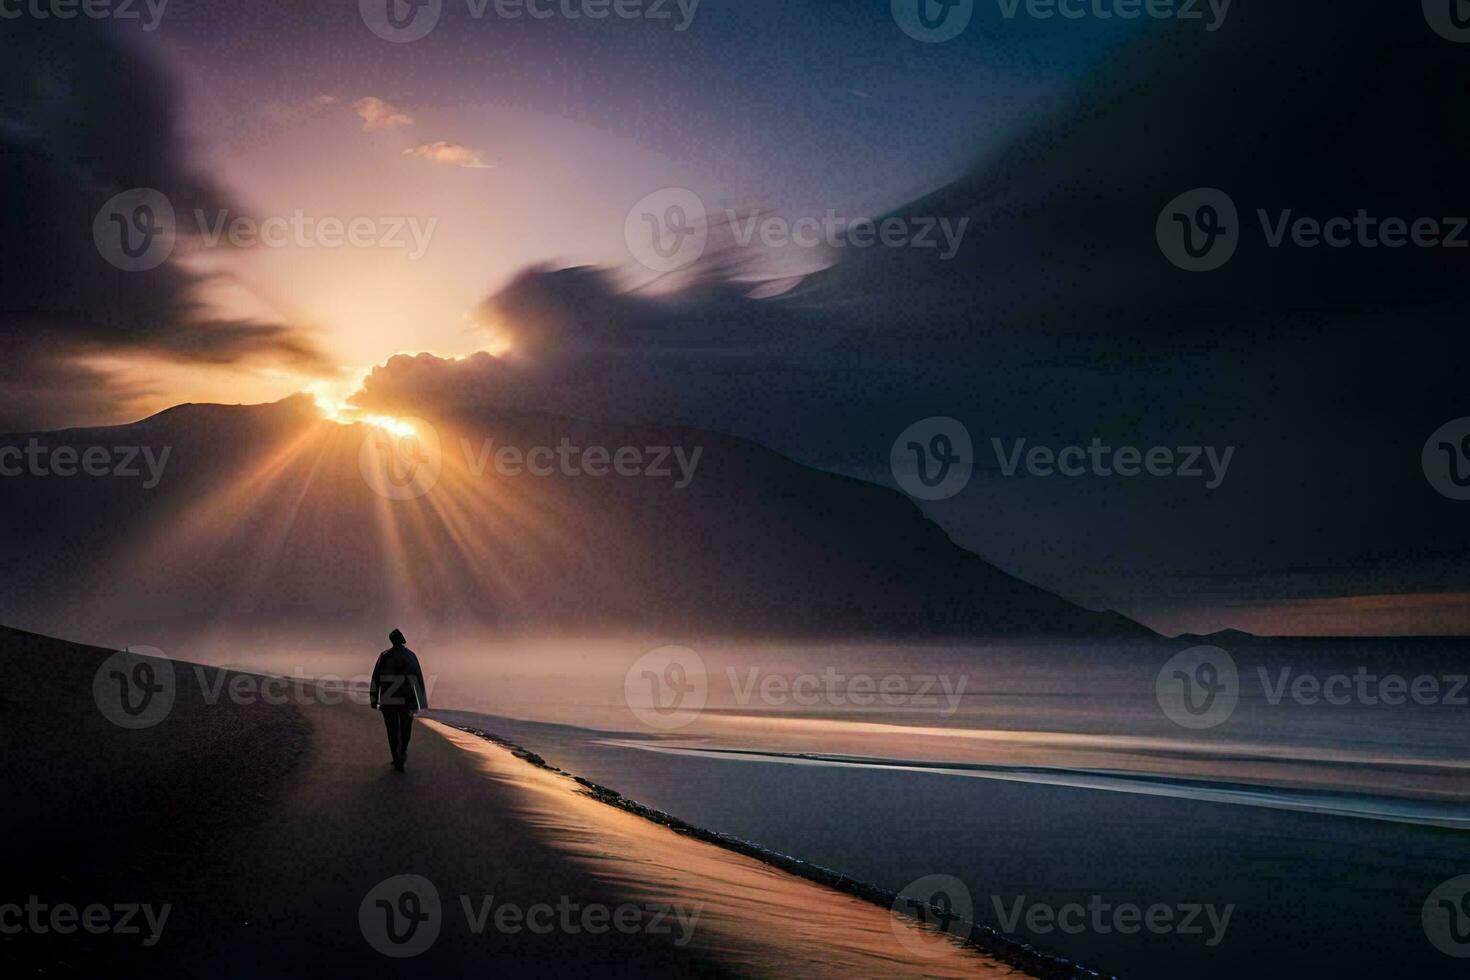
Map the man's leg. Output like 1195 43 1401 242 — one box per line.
398 712 414 762
382 709 402 763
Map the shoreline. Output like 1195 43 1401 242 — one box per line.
443 722 1114 980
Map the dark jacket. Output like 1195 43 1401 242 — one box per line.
370 645 428 711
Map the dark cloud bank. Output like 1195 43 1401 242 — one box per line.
353 3 1470 630
0 18 325 431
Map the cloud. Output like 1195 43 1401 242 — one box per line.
788 2 1470 620
0 18 328 430
403 141 492 169
345 262 825 428
350 352 516 416
353 96 413 132
350 4 1470 629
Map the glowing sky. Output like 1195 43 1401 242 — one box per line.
93 1 1129 420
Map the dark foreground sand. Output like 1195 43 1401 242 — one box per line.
1 629 1031 978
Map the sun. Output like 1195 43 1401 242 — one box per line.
362 415 417 438
306 383 416 437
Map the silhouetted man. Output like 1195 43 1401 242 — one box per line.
370 629 428 772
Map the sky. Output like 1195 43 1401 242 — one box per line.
65 0 1133 417
7 2 1470 636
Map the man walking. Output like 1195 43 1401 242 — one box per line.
370 629 428 772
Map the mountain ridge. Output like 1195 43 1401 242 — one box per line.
0 397 1150 643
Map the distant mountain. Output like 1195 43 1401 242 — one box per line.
1170 629 1258 646
0 397 1145 642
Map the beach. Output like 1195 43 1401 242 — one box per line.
0 628 1034 977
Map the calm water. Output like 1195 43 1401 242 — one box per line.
435 707 1465 978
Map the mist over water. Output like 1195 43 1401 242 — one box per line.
144 628 1468 802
